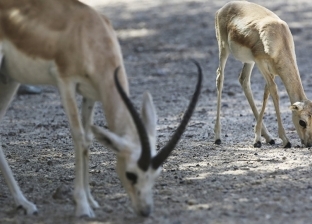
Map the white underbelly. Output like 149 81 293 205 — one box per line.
1 40 57 85
229 41 255 63
1 40 101 101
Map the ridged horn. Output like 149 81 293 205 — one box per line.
114 67 151 171
151 60 203 169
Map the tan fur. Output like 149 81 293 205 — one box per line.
0 0 141 218
214 1 312 148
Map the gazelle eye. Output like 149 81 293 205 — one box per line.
299 120 307 128
126 172 137 185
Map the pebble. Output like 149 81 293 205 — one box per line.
52 184 71 200
90 181 97 186
187 199 197 205
160 189 172 195
153 68 168 76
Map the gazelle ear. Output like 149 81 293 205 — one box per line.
290 102 304 112
141 91 157 139
91 125 129 152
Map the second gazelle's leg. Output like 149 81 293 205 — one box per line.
0 79 37 214
81 97 99 209
214 46 229 144
258 64 291 148
238 63 274 146
253 84 270 147
57 78 94 217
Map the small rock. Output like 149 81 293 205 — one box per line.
57 132 67 139
185 179 193 185
160 189 172 195
103 204 113 213
239 198 248 202
199 204 211 210
52 184 71 200
90 181 97 186
186 199 197 205
227 91 235 96
240 167 250 170
8 132 16 136
153 68 168 76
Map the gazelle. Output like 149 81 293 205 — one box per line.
0 0 202 218
214 1 312 148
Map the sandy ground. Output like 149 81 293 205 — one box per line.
1 0 312 223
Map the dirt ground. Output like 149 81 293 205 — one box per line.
2 0 312 223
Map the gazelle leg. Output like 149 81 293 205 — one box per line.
258 67 291 148
214 46 229 144
238 63 274 145
81 97 99 208
57 79 94 217
253 84 270 147
0 79 38 215
268 80 291 148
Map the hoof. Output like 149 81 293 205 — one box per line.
76 205 95 218
215 139 221 145
79 214 91 219
284 142 291 148
269 139 275 145
254 141 261 148
17 205 38 216
16 201 38 215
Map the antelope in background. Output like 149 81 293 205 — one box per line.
214 1 312 148
0 0 202 218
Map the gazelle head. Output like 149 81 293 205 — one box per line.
290 100 312 147
91 61 202 216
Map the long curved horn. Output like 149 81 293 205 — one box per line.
151 60 203 169
114 67 151 171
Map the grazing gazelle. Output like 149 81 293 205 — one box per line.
214 1 312 148
0 0 202 218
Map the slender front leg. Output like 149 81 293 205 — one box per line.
0 145 38 215
262 74 291 148
239 63 274 145
81 97 99 209
0 79 37 215
57 79 94 217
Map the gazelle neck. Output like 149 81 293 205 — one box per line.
99 68 138 140
277 61 307 104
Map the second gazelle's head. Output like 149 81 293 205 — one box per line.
290 100 312 147
91 61 202 217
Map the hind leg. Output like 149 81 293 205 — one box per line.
0 79 38 215
214 44 229 144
